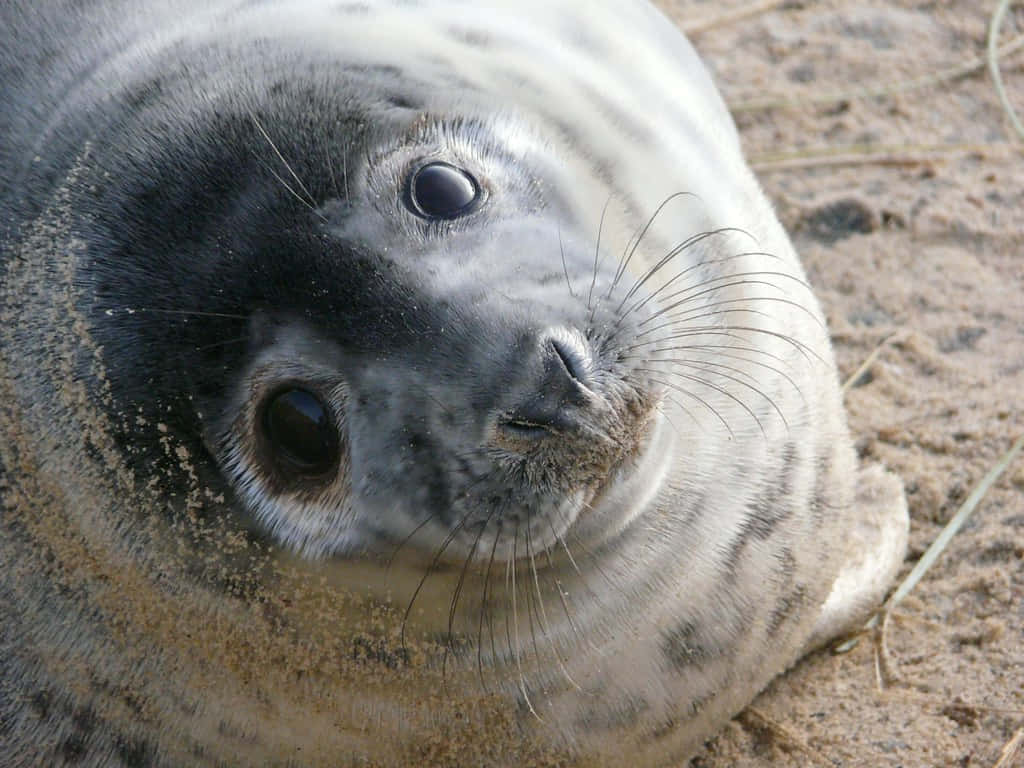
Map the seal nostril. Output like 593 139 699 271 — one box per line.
497 331 592 440
550 337 585 384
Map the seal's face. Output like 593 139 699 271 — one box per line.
90 81 664 567
215 115 664 565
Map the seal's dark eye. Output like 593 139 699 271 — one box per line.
407 162 480 219
262 388 339 474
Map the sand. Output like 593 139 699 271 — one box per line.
650 1 1024 765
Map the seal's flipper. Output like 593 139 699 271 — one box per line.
804 463 909 653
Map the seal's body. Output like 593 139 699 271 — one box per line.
0 1 908 765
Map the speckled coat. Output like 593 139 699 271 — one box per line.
0 1 907 765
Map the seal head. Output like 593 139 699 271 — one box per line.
0 1 908 765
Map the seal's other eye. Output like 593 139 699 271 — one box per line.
261 388 340 475
407 162 480 219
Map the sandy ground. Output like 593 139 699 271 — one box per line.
649 1 1024 765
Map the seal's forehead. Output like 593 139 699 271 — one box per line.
223 1 726 127
180 0 748 225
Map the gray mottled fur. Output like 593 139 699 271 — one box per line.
0 1 907 765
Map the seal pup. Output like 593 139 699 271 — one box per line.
0 0 908 765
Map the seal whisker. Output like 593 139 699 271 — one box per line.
503 550 516 667
647 376 735 439
629 340 789 362
629 305 806 353
541 540 586 643
617 248 788 324
636 345 807 404
651 304 776 327
639 367 766 437
652 268 810 301
252 156 329 222
659 394 706 435
399 513 469 656
194 336 250 352
615 229 727 312
550 502 628 598
607 191 698 299
640 280 823 330
651 296 822 329
634 326 827 365
385 512 437 573
586 196 614 314
506 522 543 721
386 453 492 573
477 519 503 693
557 222 577 299
113 308 249 321
546 513 583 578
637 273 811 325
653 360 789 430
342 149 351 201
614 228 745 314
321 128 343 200
521 524 549 698
526 520 583 693
538 516 607 654
443 507 492 684
248 110 320 210
392 468 499 664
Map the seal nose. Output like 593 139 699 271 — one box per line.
500 331 592 437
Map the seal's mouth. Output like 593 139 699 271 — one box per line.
448 399 669 567
340 389 667 572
